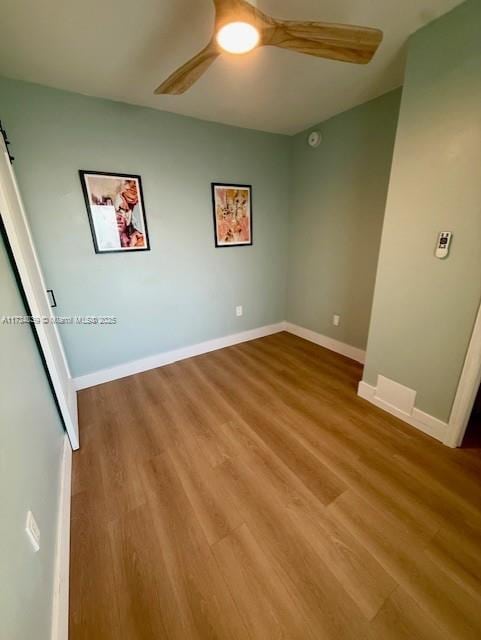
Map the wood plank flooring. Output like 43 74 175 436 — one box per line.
70 332 481 640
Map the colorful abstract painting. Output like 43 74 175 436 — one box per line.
212 183 253 247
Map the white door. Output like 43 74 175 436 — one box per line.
0 136 79 449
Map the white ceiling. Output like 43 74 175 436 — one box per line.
0 0 464 134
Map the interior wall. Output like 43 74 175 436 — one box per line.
287 89 401 350
362 0 481 423
0 77 290 378
0 227 65 639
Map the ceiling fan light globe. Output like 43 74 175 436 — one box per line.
216 22 260 55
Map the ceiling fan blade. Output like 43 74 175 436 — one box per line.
154 41 220 95
265 21 383 64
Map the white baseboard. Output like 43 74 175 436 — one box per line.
73 321 369 390
51 435 72 640
284 322 365 364
74 322 287 390
358 380 448 443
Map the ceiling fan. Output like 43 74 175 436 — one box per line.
154 0 383 95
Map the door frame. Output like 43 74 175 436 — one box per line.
0 213 67 431
0 143 79 449
444 299 481 447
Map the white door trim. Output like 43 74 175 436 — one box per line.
51 435 72 640
444 300 481 447
5 159 73 380
0 140 79 449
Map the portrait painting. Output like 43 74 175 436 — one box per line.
79 171 150 253
212 183 253 247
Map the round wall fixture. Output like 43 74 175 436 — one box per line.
308 131 322 148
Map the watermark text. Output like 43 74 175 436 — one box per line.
1 315 117 325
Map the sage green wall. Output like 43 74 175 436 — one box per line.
363 0 481 422
0 233 65 640
0 77 290 378
287 90 401 349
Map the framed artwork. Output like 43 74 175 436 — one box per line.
79 170 150 254
211 183 253 247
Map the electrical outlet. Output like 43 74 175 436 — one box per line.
236 305 243 317
333 314 341 327
26 511 40 552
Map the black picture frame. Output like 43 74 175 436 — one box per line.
211 182 253 248
79 170 151 254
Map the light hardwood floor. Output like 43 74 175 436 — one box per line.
70 332 481 639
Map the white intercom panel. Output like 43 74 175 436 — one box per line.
435 231 452 259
